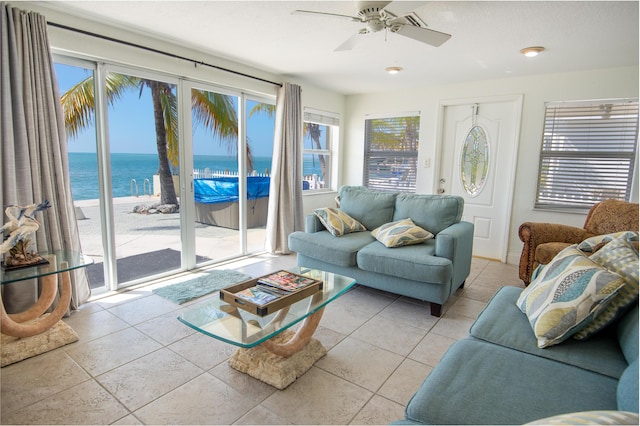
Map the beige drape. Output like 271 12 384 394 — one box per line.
1 3 90 312
265 83 304 254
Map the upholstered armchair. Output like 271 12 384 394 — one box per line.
518 199 639 285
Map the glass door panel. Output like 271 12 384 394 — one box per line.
107 71 182 286
192 87 242 264
246 99 275 253
55 61 107 292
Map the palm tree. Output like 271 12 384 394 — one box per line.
61 73 238 205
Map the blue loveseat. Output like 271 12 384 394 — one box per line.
288 186 474 316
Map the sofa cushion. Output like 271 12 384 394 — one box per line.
371 218 434 248
357 241 452 284
617 359 639 413
338 186 396 230
536 242 573 266
313 207 366 237
393 194 463 235
617 304 639 365
471 286 628 378
404 338 619 425
287 230 375 267
574 233 639 340
526 410 639 425
516 245 626 348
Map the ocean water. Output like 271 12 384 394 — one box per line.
68 152 324 200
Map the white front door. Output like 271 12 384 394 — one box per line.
437 95 523 261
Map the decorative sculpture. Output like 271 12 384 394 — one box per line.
0 200 51 269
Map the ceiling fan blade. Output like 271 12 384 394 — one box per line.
382 1 428 18
292 10 361 22
395 24 451 47
335 32 367 52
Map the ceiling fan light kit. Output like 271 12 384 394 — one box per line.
293 1 451 51
520 46 545 57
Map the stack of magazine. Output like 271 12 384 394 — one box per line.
235 270 317 306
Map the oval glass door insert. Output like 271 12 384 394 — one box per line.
460 125 489 197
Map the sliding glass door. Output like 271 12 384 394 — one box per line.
56 55 277 293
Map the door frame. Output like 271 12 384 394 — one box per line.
434 94 524 262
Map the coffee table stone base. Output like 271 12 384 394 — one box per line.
228 329 327 389
1 319 79 367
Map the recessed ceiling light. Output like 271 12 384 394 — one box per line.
520 46 545 57
385 66 403 74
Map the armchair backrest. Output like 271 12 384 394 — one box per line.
584 199 639 236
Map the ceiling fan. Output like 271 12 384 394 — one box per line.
292 1 451 51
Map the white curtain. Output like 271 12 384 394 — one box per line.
1 3 90 312
265 83 304 254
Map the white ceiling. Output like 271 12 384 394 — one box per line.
41 1 639 95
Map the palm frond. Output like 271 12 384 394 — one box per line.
249 102 275 118
192 89 238 152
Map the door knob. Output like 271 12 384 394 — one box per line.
438 188 445 194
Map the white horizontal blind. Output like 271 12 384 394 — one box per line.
363 115 419 192
535 99 639 209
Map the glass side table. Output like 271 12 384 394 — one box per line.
1 250 93 337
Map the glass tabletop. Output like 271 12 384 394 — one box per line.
1 250 94 285
178 267 356 348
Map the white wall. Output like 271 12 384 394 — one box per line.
344 66 639 265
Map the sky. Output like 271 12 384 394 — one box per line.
54 63 276 158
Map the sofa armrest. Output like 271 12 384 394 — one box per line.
435 221 474 291
518 222 590 285
304 213 326 233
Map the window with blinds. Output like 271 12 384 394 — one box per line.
363 114 419 192
535 99 639 210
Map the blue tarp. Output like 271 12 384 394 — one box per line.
194 177 270 204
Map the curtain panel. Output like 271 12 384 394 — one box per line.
265 82 304 254
1 2 90 311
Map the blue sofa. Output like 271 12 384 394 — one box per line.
288 186 474 316
397 285 639 424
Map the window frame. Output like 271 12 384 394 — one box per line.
534 98 639 211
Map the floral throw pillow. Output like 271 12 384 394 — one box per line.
516 245 625 348
371 218 434 248
313 208 366 237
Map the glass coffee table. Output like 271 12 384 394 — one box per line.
178 267 356 388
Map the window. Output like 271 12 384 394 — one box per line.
535 99 639 210
364 114 419 192
303 109 337 191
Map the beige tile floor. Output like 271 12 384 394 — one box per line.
1 254 524 425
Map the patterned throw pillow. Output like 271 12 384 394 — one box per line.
578 231 639 253
313 208 366 237
526 410 639 425
573 233 639 340
516 245 626 348
371 218 434 248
